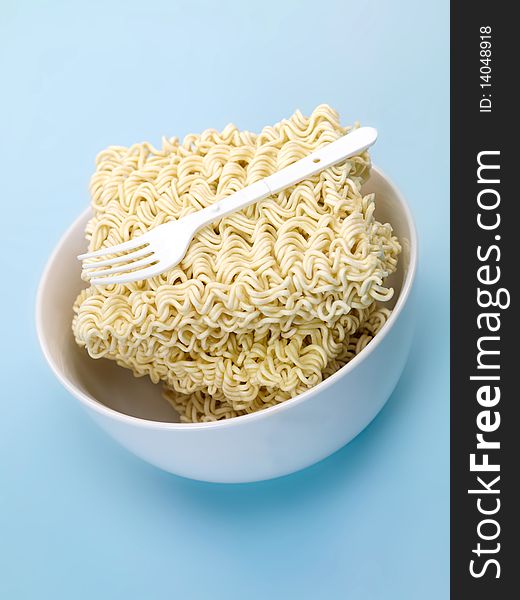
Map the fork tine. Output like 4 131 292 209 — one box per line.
91 262 165 286
81 246 153 269
78 238 148 261
84 255 157 279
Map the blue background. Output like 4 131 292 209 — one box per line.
0 1 449 598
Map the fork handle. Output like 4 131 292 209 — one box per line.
263 126 377 194
192 126 377 230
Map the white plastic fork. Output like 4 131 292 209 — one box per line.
78 126 377 285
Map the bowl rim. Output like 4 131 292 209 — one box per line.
36 166 418 431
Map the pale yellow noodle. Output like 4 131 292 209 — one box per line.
73 105 401 422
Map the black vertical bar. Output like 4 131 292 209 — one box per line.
451 2 516 597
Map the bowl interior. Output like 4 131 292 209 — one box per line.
37 168 414 423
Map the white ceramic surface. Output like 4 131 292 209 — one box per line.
36 167 417 483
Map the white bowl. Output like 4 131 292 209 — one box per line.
36 167 417 483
